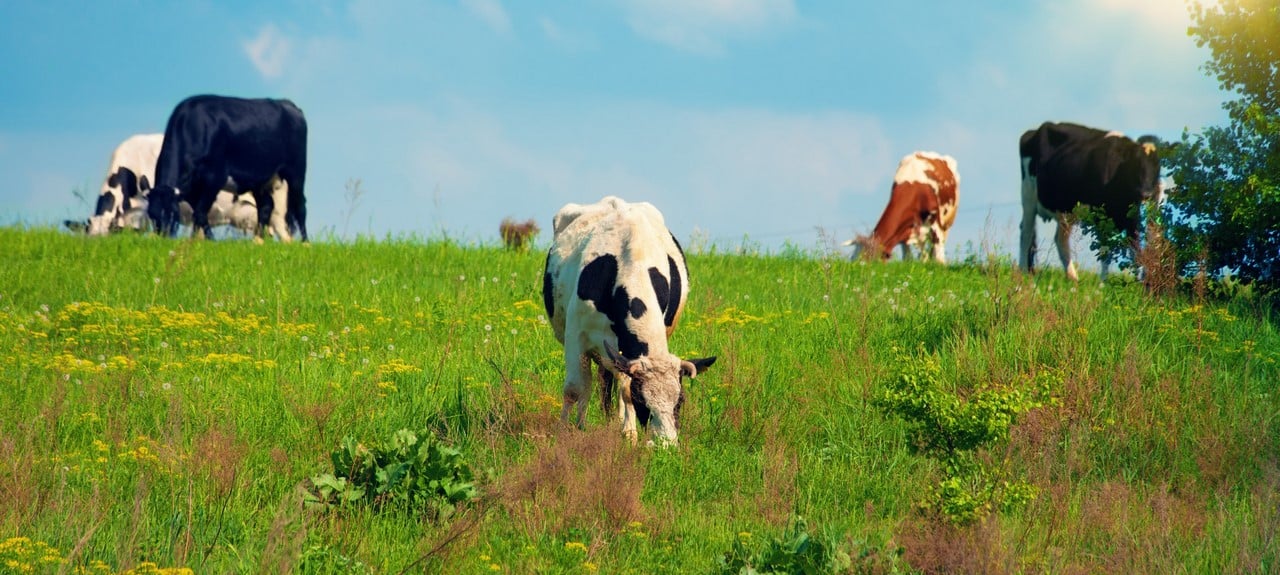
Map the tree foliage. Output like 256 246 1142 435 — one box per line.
1165 0 1280 288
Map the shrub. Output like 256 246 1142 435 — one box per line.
305 428 479 520
716 517 851 575
875 347 1055 524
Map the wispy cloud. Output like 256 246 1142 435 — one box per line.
243 24 292 79
621 0 797 55
462 0 512 35
539 16 594 51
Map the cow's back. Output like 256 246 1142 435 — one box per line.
544 197 689 353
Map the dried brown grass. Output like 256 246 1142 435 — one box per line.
193 426 247 496
494 427 649 540
1136 210 1178 297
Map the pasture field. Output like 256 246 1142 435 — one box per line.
1 227 1277 574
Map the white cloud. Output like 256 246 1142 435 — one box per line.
621 0 797 55
462 0 512 34
243 24 292 79
539 16 595 51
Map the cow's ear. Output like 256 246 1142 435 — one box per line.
140 175 151 192
681 356 716 378
107 172 119 188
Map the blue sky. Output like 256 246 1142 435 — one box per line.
0 0 1230 261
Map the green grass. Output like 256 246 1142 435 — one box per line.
0 226 1277 574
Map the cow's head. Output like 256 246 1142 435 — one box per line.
86 192 119 236
845 235 890 262
147 186 183 237
603 340 716 446
1134 135 1162 201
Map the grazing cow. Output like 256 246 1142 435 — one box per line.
1020 121 1162 280
845 152 959 263
542 196 716 445
147 95 308 241
66 134 261 237
83 133 162 236
499 217 540 250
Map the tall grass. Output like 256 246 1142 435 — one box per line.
0 226 1276 574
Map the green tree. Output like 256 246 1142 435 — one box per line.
1165 0 1280 289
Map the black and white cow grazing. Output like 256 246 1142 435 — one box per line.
147 95 308 241
84 133 163 236
69 133 261 236
543 196 716 445
1020 121 1162 281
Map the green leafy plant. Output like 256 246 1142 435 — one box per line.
875 347 1055 524
716 517 852 575
305 428 479 519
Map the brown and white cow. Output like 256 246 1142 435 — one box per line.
845 151 959 263
1019 122 1162 281
542 196 716 446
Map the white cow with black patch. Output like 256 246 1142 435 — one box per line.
543 196 716 445
72 133 260 237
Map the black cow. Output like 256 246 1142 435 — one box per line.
1019 121 1161 280
147 95 308 241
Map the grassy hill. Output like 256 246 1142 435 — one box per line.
0 227 1276 574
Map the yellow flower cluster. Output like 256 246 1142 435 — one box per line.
376 358 422 377
0 537 64 573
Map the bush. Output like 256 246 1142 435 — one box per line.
305 428 479 520
875 348 1055 524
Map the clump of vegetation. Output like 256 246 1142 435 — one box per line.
875 347 1056 524
716 517 852 575
305 428 479 520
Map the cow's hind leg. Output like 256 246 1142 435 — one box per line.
1019 162 1039 273
560 346 593 430
268 176 293 243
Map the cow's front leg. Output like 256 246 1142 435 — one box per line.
560 347 593 429
1054 213 1078 281
192 193 217 241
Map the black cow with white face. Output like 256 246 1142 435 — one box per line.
543 196 716 446
1019 121 1162 280
147 95 308 241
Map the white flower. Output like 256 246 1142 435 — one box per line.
484 324 493 331
927 296 935 303
459 275 466 281
511 328 518 335
163 382 172 391
193 376 200 383
414 296 421 303
62 373 70 381
160 341 169 349
40 304 49 313
153 277 161 284
362 358 370 365
343 326 351 333
743 294 750 300
822 295 830 302
387 344 395 351
98 354 105 361
370 278 379 286
492 276 499 283
301 335 309 342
